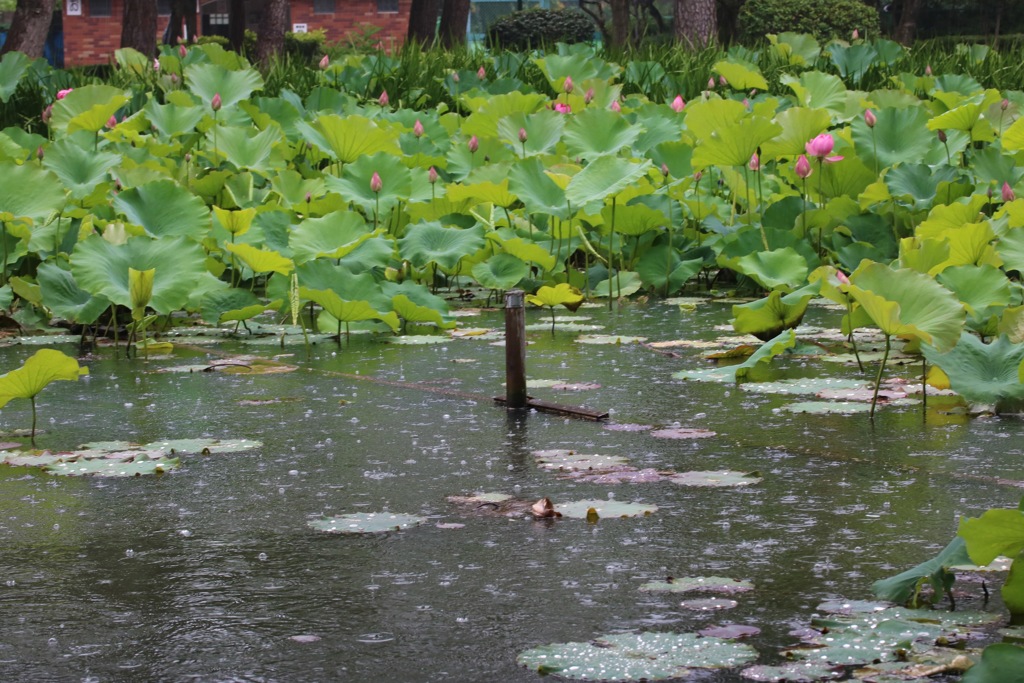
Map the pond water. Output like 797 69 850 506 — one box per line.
0 298 1019 682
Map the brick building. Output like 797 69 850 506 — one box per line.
62 0 412 67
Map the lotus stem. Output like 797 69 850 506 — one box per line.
664 193 673 298
30 396 36 447
869 334 891 421
755 168 766 248
608 198 616 310
816 160 825 259
846 298 864 373
921 356 927 421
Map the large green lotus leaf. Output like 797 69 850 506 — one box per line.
508 157 569 218
532 53 619 88
200 287 264 324
398 221 485 271
781 70 847 112
113 179 210 240
916 196 989 236
732 284 818 340
923 333 1024 407
0 349 87 408
598 204 664 237
636 246 703 295
301 288 399 332
733 329 797 381
325 151 414 216
0 160 64 222
308 512 426 534
851 106 935 169
760 107 831 159
828 43 877 85
640 577 754 594
71 235 207 314
270 169 325 209
444 179 517 208
1004 117 1024 153
729 247 808 292
472 253 528 290
290 212 379 265
713 58 768 90
783 619 932 667
684 99 747 140
496 110 563 156
740 662 843 682
928 99 1000 142
937 265 1011 332
691 115 781 169
391 294 456 329
997 227 1024 274
768 32 821 66
50 85 129 134
562 108 641 160
143 99 205 138
138 438 261 454
527 283 584 310
461 91 549 129
517 632 757 680
0 51 31 103
872 536 972 606
295 114 399 164
885 163 958 210
555 499 657 519
488 234 557 271
208 124 281 173
962 645 1024 683
565 157 651 210
960 507 1024 566
184 62 263 110
37 262 109 325
667 470 763 487
847 262 965 351
47 454 178 477
42 139 120 199
224 243 294 276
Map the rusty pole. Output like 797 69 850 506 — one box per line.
504 289 528 409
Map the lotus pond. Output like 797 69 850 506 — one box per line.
0 298 1021 682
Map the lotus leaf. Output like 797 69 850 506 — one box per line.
42 138 120 199
517 632 757 681
37 263 109 325
0 349 86 413
0 51 31 103
575 334 647 345
922 333 1024 409
851 106 936 170
732 284 818 341
640 577 754 594
961 644 1024 683
185 62 263 111
113 179 210 240
533 449 630 471
0 160 65 224
740 662 843 682
959 506 1024 618
679 598 739 610
562 108 641 160
296 114 400 164
713 59 768 91
700 625 760 639
668 471 762 487
784 401 872 414
565 156 651 211
140 438 262 454
555 500 657 519
649 428 716 439
873 536 972 607
308 512 426 534
399 222 485 273
301 288 399 333
50 84 130 134
47 454 179 477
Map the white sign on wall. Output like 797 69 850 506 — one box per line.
67 0 83 16
292 23 308 33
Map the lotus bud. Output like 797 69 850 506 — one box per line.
518 127 528 143
468 135 479 153
428 166 439 184
719 75 727 87
1003 182 1016 202
36 146 44 161
1002 98 1010 111
852 29 859 40
743 98 750 109
115 179 122 191
749 89 758 97
748 153 760 172
584 87 594 104
413 119 424 138
179 44 188 59
707 77 715 90
319 54 330 70
610 100 621 112
795 154 813 179
670 95 685 112
57 88 73 100
925 64 933 76
988 185 994 200
378 90 389 107
693 170 703 182
185 153 191 162
211 93 222 111
563 76 574 94
660 163 670 177
836 270 850 285
477 65 486 79
41 104 52 124
864 108 876 128
937 129 947 143
554 102 571 114
170 73 179 84
452 71 460 83
153 58 160 71
370 172 383 193
106 115 117 129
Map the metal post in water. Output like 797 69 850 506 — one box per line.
504 289 527 409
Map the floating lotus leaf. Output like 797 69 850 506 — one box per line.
649 428 716 439
0 451 62 467
385 335 450 345
575 335 647 345
308 512 426 535
550 382 601 391
741 378 867 395
817 599 894 615
679 598 739 611
570 468 667 484
603 423 652 432
640 577 754 594
699 625 760 639
446 492 513 505
533 449 630 471
517 632 757 681
46 454 179 477
740 662 843 682
784 401 872 414
667 471 763 487
142 438 262 455
962 643 1024 683
524 323 603 333
783 619 933 667
555 499 657 519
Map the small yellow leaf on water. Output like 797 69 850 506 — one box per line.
586 507 599 524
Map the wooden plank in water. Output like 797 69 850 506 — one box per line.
493 396 608 421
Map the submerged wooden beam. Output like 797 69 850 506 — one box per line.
493 395 609 421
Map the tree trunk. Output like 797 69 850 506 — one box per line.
438 0 470 48
121 0 158 56
894 0 923 45
407 0 441 45
674 0 717 49
229 0 247 53
256 0 289 66
168 0 197 44
609 0 629 48
1 0 54 59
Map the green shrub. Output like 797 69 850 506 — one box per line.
486 9 596 50
285 29 327 59
738 0 879 43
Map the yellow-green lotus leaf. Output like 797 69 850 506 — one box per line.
224 243 293 276
527 283 584 311
128 267 154 321
0 349 88 408
213 206 256 237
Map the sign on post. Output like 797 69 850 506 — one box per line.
67 1 83 15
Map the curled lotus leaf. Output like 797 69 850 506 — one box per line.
517 631 758 681
641 577 754 594
308 512 427 535
668 471 762 487
555 499 657 519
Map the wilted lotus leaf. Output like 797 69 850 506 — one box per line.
0 451 62 467
603 423 652 432
385 335 450 345
740 662 844 682
571 468 667 484
851 652 974 681
649 339 723 349
641 576 754 594
517 632 757 680
550 382 601 391
308 512 427 534
679 598 739 611
446 492 514 505
668 471 762 487
816 599 893 615
533 449 630 471
576 334 648 345
783 401 872 414
650 428 716 439
134 438 261 455
555 499 657 519
699 625 760 639
525 379 568 388
741 378 867 395
47 454 179 477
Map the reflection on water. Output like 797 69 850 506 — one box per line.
0 300 1017 681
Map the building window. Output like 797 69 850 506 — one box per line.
313 0 336 13
90 0 112 17
208 13 230 26
157 0 172 15
377 0 399 12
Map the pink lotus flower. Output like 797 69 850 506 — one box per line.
106 115 117 129
477 65 486 79
36 146 44 161
468 135 478 153
852 29 859 40
1002 99 1010 111
925 65 933 76
864 109 876 128
518 127 528 143
370 172 383 193
795 155 813 179
707 77 715 90
836 270 850 285
693 170 703 182
305 192 312 203
211 93 222 111
584 88 594 104
742 98 750 109
563 76 574 94
937 129 947 143
319 54 330 70
610 100 621 112
805 133 843 162
41 104 52 124
153 58 160 71
749 153 760 172
1003 182 1016 202
56 88 73 100
170 73 179 84
719 75 727 87
428 166 439 184
413 119 424 138
660 163 670 177
670 95 685 112
378 90 389 107
179 44 188 59
553 102 571 114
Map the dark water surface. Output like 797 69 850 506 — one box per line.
0 299 1018 682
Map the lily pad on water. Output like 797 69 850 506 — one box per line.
47 454 179 477
742 378 868 395
640 576 754 594
78 438 263 455
649 428 716 439
555 499 658 519
446 492 514 505
679 598 739 611
551 382 602 391
668 471 763 487
603 423 652 432
575 334 648 345
385 335 451 345
307 512 427 534
783 401 873 414
533 450 631 471
570 467 668 484
740 662 844 682
517 631 758 681
699 624 761 639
